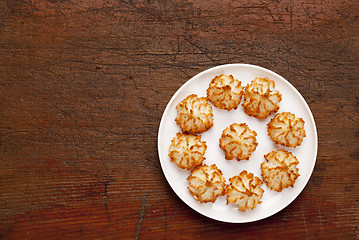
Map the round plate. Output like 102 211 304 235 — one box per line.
157 64 318 223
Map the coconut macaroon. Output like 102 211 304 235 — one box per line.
242 77 282 119
267 112 306 148
168 132 207 170
175 94 214 134
206 74 244 110
225 170 264 212
261 150 300 192
187 164 226 203
219 123 258 161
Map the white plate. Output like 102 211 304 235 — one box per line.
157 64 318 223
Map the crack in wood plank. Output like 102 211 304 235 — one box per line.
135 196 147 240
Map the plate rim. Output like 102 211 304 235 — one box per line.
157 63 318 223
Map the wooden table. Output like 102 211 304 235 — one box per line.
1 0 358 239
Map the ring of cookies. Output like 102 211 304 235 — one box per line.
168 75 306 212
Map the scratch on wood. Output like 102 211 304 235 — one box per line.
169 206 179 224
262 2 277 22
163 205 167 239
184 38 217 64
162 204 179 239
70 127 80 165
135 196 147 240
301 209 309 239
338 106 358 124
316 201 324 232
103 181 111 225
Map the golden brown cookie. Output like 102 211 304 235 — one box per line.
219 123 258 161
207 74 244 110
242 77 282 119
261 149 300 192
225 170 264 211
175 94 214 134
187 164 226 203
267 112 306 147
169 132 207 170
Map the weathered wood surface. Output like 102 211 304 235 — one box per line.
0 0 358 239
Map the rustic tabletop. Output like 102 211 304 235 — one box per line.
0 0 358 239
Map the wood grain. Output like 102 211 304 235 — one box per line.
0 0 358 239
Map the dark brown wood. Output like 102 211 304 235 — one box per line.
0 0 358 239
